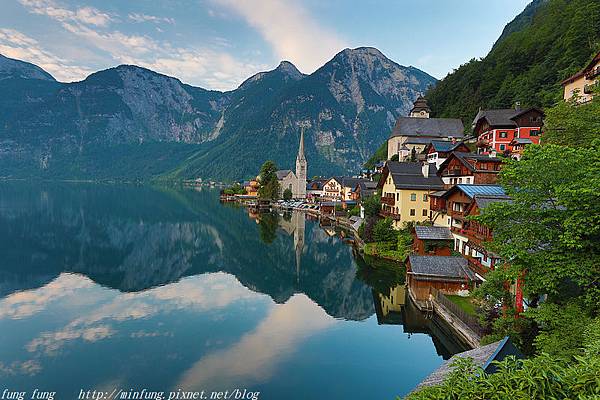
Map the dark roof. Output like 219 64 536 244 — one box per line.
408 255 475 280
390 117 464 139
438 152 503 174
472 194 512 210
414 226 454 240
336 177 367 188
410 96 431 113
472 107 544 128
276 170 293 180
386 162 444 190
307 179 327 190
404 137 438 145
429 190 447 197
427 140 469 153
357 181 378 190
415 337 523 390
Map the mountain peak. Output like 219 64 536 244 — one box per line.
0 54 56 82
276 60 303 78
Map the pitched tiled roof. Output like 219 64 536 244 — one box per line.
414 337 522 390
415 226 454 240
386 162 444 190
438 152 503 174
408 255 475 280
276 170 293 180
428 140 468 152
472 109 518 127
390 117 464 139
473 194 512 210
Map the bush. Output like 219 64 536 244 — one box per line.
283 188 292 200
348 205 361 217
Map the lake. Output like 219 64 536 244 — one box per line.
0 183 468 400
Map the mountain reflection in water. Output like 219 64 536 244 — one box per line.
0 183 468 399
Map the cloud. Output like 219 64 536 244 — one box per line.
176 294 336 390
0 28 93 81
128 13 175 25
213 0 347 73
18 0 112 26
16 0 266 89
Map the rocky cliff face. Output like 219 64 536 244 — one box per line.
0 47 436 180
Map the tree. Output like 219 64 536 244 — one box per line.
283 188 292 200
373 218 396 242
390 154 399 161
543 90 600 147
475 140 600 356
258 212 279 244
258 160 280 200
362 194 381 218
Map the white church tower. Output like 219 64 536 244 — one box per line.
294 128 307 199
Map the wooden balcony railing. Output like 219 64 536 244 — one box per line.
380 210 401 220
381 196 395 206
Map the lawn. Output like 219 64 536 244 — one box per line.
446 295 477 316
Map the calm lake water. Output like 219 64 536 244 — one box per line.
0 183 468 399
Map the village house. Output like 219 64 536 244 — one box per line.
437 152 503 188
387 98 464 160
321 177 343 201
351 180 378 201
429 190 451 227
459 194 512 277
406 255 477 302
377 161 444 229
473 105 543 157
439 185 507 276
423 139 471 168
412 226 454 256
244 179 259 197
562 51 600 103
306 178 328 201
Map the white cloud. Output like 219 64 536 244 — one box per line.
213 0 348 73
0 28 93 81
128 13 175 25
18 0 112 27
15 0 267 89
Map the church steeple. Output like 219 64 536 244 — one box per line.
297 127 306 161
294 127 307 198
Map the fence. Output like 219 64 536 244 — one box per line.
430 287 485 337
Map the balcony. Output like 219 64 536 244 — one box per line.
443 168 464 177
381 196 395 206
380 210 401 220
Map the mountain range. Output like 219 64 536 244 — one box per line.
0 47 436 181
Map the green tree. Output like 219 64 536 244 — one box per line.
373 218 396 242
362 194 381 218
543 90 600 147
283 188 293 200
258 212 279 244
258 160 280 200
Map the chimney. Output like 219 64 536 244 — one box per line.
422 163 429 178
451 137 457 144
515 101 521 111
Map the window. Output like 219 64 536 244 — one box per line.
448 218 451 225
410 209 416 216
422 209 428 217
499 131 508 138
410 193 416 201
422 194 428 202
530 129 540 136
396 193 399 201
499 144 506 151
458 178 462 183
481 163 488 170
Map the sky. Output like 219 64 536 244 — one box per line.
0 0 532 91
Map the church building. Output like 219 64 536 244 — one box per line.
276 129 308 199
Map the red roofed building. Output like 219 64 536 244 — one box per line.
472 105 543 158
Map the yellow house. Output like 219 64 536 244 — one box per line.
562 52 600 103
377 161 444 229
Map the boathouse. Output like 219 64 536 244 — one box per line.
407 255 476 302
413 226 453 256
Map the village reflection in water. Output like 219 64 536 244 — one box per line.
0 183 468 399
